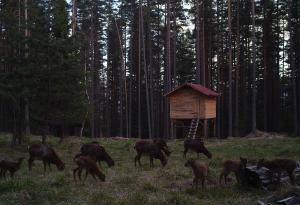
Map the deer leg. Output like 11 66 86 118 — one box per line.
202 177 205 189
276 172 281 183
91 173 97 180
135 153 142 167
193 178 198 189
10 171 14 178
234 172 240 184
84 170 88 181
150 157 154 167
183 148 188 158
28 156 34 171
73 167 79 182
43 160 47 174
224 172 229 185
219 171 224 185
288 171 295 185
48 162 52 171
78 169 83 181
134 155 138 167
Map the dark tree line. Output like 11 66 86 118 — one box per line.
0 0 299 141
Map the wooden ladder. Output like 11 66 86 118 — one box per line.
187 118 200 139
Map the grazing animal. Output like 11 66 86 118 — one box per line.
183 139 212 159
0 158 24 178
134 140 167 167
219 157 248 185
185 159 209 189
28 144 65 173
73 155 105 182
80 143 114 167
153 139 171 157
257 158 297 185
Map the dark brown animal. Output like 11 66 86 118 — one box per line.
185 159 209 189
73 155 105 182
219 157 248 185
28 144 65 173
153 139 171 156
80 143 114 167
257 158 297 185
183 139 212 159
134 140 167 167
0 158 24 178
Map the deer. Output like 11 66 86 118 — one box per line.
73 155 105 182
0 157 24 178
219 157 248 185
257 158 297 185
28 144 65 173
183 138 212 159
134 140 167 167
80 142 114 167
185 158 209 189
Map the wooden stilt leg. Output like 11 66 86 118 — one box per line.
171 120 174 139
204 119 208 139
213 119 216 137
173 120 177 139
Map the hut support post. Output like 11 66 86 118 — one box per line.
171 119 176 139
213 119 216 137
203 119 208 138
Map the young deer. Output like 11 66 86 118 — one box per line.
73 155 105 182
185 158 209 189
257 158 297 185
0 158 24 178
219 157 247 185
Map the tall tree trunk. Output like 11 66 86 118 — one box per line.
234 0 240 137
196 0 205 85
24 0 30 136
288 3 299 134
227 0 233 137
140 7 152 139
251 0 257 133
138 1 142 138
71 0 76 35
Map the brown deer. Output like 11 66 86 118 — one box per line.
257 158 297 185
219 157 248 185
153 139 171 156
28 144 65 173
185 158 209 189
134 140 167 167
73 155 105 182
0 158 24 178
80 142 114 167
183 139 212 159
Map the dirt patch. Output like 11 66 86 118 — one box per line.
245 130 287 139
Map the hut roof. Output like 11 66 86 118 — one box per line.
165 83 220 97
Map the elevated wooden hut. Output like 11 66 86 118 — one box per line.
165 83 220 139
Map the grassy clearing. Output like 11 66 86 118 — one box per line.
0 134 300 205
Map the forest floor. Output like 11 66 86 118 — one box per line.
0 134 300 205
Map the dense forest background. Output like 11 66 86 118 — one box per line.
0 0 299 141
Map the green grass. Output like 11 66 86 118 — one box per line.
0 133 300 205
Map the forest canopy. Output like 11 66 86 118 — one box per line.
0 0 299 139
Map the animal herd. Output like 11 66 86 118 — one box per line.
0 138 298 189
